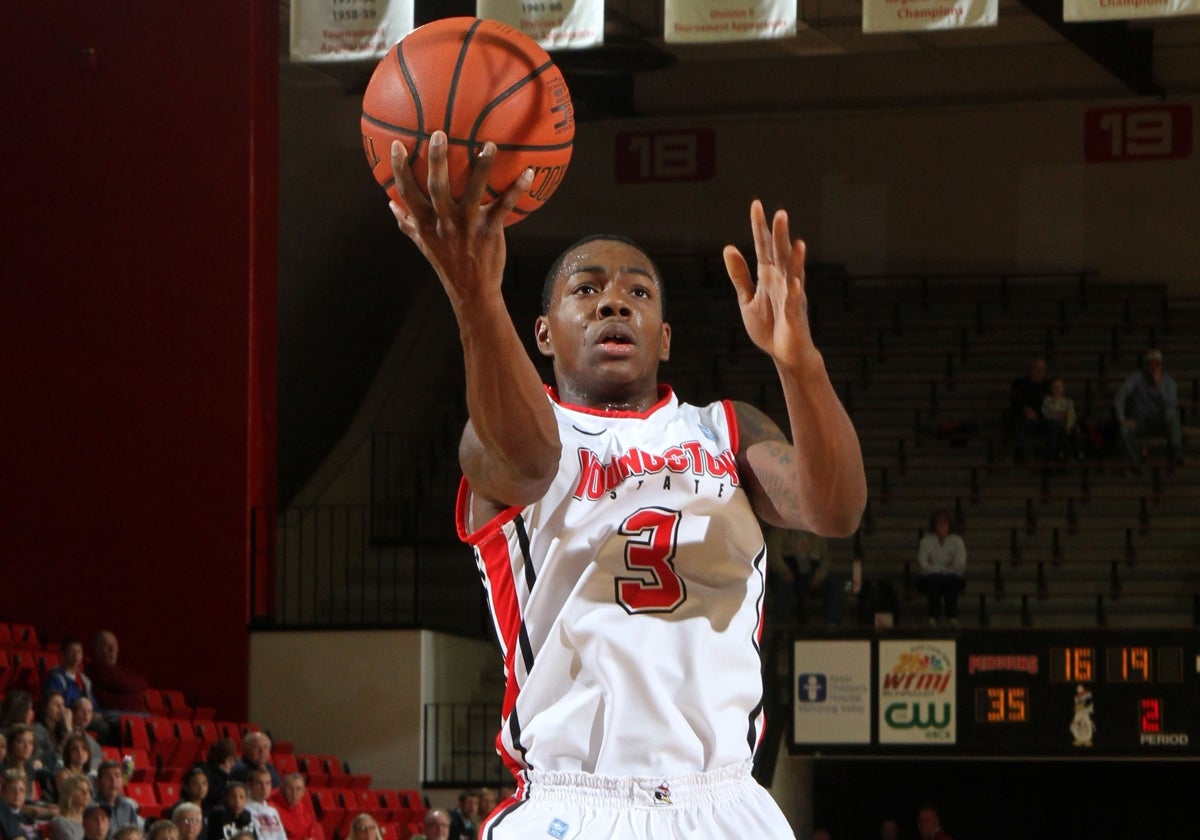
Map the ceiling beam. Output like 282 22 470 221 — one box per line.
1014 0 1161 95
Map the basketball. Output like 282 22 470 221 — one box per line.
360 17 575 227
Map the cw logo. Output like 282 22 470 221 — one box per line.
884 702 952 730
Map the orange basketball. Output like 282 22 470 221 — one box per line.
361 17 575 227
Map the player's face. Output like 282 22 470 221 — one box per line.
536 239 670 407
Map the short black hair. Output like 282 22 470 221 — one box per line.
541 234 665 317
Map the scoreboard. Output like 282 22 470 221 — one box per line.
788 630 1199 758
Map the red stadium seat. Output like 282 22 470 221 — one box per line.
8 623 39 649
348 774 372 790
5 649 38 694
170 720 203 769
100 746 121 762
125 781 162 819
124 748 155 783
274 753 299 776
145 716 181 767
155 781 181 806
321 756 350 789
143 689 171 717
0 625 12 646
193 719 219 746
215 721 243 749
121 717 152 751
309 788 345 840
297 754 328 788
160 690 193 720
35 649 61 678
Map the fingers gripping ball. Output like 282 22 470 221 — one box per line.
361 17 575 226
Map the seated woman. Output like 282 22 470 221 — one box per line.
32 692 72 780
207 783 256 840
50 734 94 804
915 509 968 628
165 767 210 822
48 773 93 840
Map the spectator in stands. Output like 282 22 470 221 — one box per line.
266 774 320 840
765 525 845 627
0 693 35 730
49 773 93 840
1009 356 1053 463
113 827 142 840
447 791 479 840
200 740 238 813
243 769 285 840
144 822 179 840
916 803 953 840
43 641 100 714
171 803 205 840
476 788 497 830
53 734 96 803
93 760 140 835
0 769 37 840
160 768 207 823
880 817 902 839
89 632 150 715
207 783 254 840
70 696 110 749
32 691 71 774
229 735 280 790
1041 376 1086 462
81 805 110 840
348 815 382 840
4 726 43 781
812 829 832 840
408 809 449 840
915 509 967 628
1115 348 1185 469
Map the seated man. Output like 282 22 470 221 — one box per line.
0 770 37 840
409 810 450 840
82 805 111 840
94 760 141 835
43 639 100 713
243 770 286 840
89 631 150 714
229 734 281 790
1009 356 1055 462
1115 348 1185 468
267 774 322 840
170 804 205 840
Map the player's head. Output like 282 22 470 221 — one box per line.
536 235 671 405
541 234 666 318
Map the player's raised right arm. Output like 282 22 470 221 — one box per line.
388 133 561 509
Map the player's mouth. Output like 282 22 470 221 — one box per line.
596 323 636 356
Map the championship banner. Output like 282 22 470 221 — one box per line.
1064 0 1200 21
477 0 605 49
289 0 414 62
862 0 996 32
665 0 797 43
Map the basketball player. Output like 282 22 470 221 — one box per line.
387 132 866 839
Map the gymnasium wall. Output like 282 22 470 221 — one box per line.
1 1 277 719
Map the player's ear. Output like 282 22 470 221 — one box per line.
658 322 671 362
535 316 554 357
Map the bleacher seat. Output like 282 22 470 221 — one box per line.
143 689 172 717
297 754 328 788
35 649 61 678
156 781 181 808
145 716 181 768
8 623 39 649
309 788 345 840
124 781 162 818
170 720 203 769
320 755 350 788
193 719 219 747
215 721 243 748
274 752 299 776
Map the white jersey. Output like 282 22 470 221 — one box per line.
457 386 769 781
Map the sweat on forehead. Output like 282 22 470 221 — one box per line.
541 234 664 314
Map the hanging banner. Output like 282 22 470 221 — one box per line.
1064 0 1200 21
862 0 996 32
290 0 414 62
665 0 797 43
477 0 605 49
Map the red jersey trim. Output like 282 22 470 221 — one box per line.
721 399 740 455
545 383 674 419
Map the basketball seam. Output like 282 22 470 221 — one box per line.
468 61 563 153
396 35 426 163
444 18 482 140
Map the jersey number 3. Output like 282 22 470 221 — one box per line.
615 507 686 614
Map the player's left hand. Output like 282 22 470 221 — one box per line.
723 200 818 371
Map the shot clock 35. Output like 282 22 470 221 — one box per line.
790 630 1199 758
